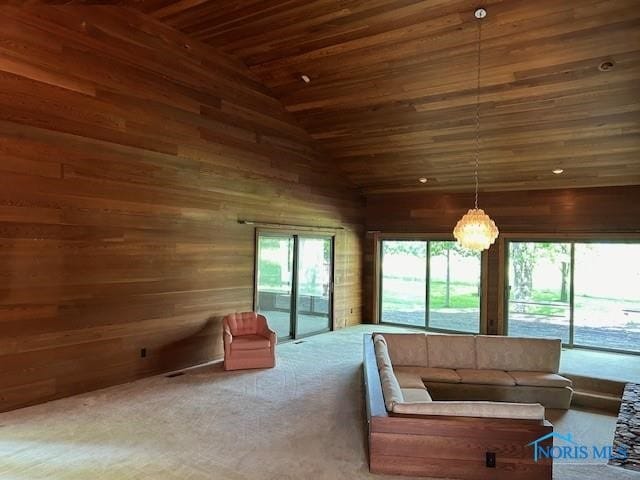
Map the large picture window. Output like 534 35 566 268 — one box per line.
379 239 481 333
506 241 640 354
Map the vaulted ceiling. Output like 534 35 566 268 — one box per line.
135 0 640 194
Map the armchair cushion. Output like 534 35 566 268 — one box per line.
231 334 271 351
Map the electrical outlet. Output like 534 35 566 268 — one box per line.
486 452 496 468
140 348 147 358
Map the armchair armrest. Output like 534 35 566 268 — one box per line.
258 327 276 343
267 328 277 346
223 325 233 347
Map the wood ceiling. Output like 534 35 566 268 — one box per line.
135 0 640 194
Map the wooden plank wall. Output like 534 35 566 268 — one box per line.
138 0 640 195
0 6 363 412
365 186 640 333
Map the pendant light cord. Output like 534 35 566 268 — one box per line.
474 16 482 209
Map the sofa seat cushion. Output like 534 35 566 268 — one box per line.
395 366 461 384
375 333 428 367
401 388 432 403
394 370 426 389
456 369 516 386
509 371 572 388
392 400 545 420
232 334 270 350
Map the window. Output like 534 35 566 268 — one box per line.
379 239 482 333
506 241 640 354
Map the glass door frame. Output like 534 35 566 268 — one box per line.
373 232 488 335
501 233 640 356
253 228 335 341
294 233 334 339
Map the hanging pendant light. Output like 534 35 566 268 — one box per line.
453 7 499 252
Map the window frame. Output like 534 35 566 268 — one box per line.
501 233 640 356
374 233 488 335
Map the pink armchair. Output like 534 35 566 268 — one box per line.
223 312 276 371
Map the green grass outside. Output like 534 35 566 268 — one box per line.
382 278 640 327
381 277 479 311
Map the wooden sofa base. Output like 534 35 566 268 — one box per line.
364 334 553 479
369 414 552 479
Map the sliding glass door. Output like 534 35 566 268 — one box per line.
379 239 481 333
255 232 333 340
506 242 571 343
296 237 332 336
380 240 427 327
506 241 640 354
573 243 640 352
255 235 295 339
429 241 482 333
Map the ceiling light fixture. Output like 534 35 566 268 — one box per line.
301 74 311 83
453 8 499 252
598 60 615 72
553 168 564 174
419 177 428 183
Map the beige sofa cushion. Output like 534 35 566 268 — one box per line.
509 371 572 388
376 333 428 367
456 369 516 386
427 334 476 369
476 336 561 373
394 370 427 389
378 364 403 411
373 334 393 370
401 388 432 403
392 401 545 420
395 366 461 384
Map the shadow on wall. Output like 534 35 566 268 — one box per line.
151 315 221 376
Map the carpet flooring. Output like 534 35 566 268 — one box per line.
1 325 639 480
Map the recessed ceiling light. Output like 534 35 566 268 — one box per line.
552 168 564 174
598 60 615 72
419 177 428 183
301 74 311 83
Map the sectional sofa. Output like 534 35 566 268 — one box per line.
362 332 567 479
377 332 573 410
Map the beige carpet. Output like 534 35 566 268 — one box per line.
1 325 639 480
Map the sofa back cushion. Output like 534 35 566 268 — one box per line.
373 334 393 370
475 336 561 373
427 334 476 369
376 333 428 367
